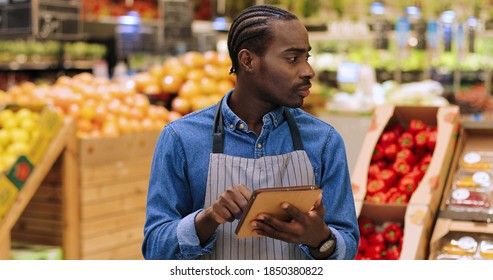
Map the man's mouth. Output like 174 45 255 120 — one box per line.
297 83 311 97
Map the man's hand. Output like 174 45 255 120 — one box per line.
195 184 251 245
250 194 331 251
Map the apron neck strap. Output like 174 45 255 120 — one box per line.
283 107 304 151
212 98 224 154
212 98 304 153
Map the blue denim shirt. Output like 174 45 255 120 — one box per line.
142 90 359 260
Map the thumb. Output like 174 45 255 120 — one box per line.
310 193 325 217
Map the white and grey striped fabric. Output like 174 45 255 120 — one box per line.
200 150 315 260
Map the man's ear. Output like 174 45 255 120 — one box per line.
238 49 255 73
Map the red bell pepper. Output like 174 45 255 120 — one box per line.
358 235 368 253
414 130 428 148
397 176 418 196
392 160 412 176
385 187 399 198
388 123 404 137
379 130 397 146
364 244 385 260
384 143 398 161
417 154 433 173
408 119 427 134
373 160 387 169
358 217 375 236
366 191 387 204
383 223 403 244
368 163 381 179
397 132 415 150
385 246 401 260
426 129 437 151
371 144 385 161
367 179 387 195
387 191 409 204
377 169 397 188
396 148 417 166
368 232 386 246
407 169 425 182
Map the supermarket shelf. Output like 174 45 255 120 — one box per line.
0 118 75 260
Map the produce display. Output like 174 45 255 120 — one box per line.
0 107 41 173
435 233 493 260
445 151 493 213
3 73 170 138
355 217 404 260
131 50 236 115
365 119 437 204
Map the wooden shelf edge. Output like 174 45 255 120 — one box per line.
0 118 75 259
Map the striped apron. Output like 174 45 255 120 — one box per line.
200 101 315 260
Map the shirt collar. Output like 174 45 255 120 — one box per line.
220 90 286 132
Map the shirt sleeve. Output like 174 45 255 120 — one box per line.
299 227 347 260
176 209 216 258
142 125 215 260
316 127 360 260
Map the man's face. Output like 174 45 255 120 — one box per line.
253 19 315 109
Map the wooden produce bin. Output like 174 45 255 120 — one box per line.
0 116 73 260
11 130 161 260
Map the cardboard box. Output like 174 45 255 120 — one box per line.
351 104 460 215
360 202 434 259
438 123 493 222
429 218 493 260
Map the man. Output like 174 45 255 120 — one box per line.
142 5 359 260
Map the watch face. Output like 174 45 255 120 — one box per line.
319 237 335 253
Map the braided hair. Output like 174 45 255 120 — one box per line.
227 5 297 74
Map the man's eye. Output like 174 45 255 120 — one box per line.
287 57 297 62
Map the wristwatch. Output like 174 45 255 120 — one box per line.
315 231 336 253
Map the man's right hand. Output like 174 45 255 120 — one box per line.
195 184 251 245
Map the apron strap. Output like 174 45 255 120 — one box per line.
212 98 304 153
212 98 224 153
283 107 304 151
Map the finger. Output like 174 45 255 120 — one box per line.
236 184 253 200
280 202 304 222
251 217 290 240
211 202 236 223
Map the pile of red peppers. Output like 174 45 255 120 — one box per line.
355 217 404 260
365 119 437 204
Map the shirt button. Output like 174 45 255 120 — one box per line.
239 123 245 129
230 124 234 129
257 143 262 149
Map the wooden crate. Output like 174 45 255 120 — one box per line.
11 130 160 260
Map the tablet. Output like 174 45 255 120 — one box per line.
235 185 322 238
